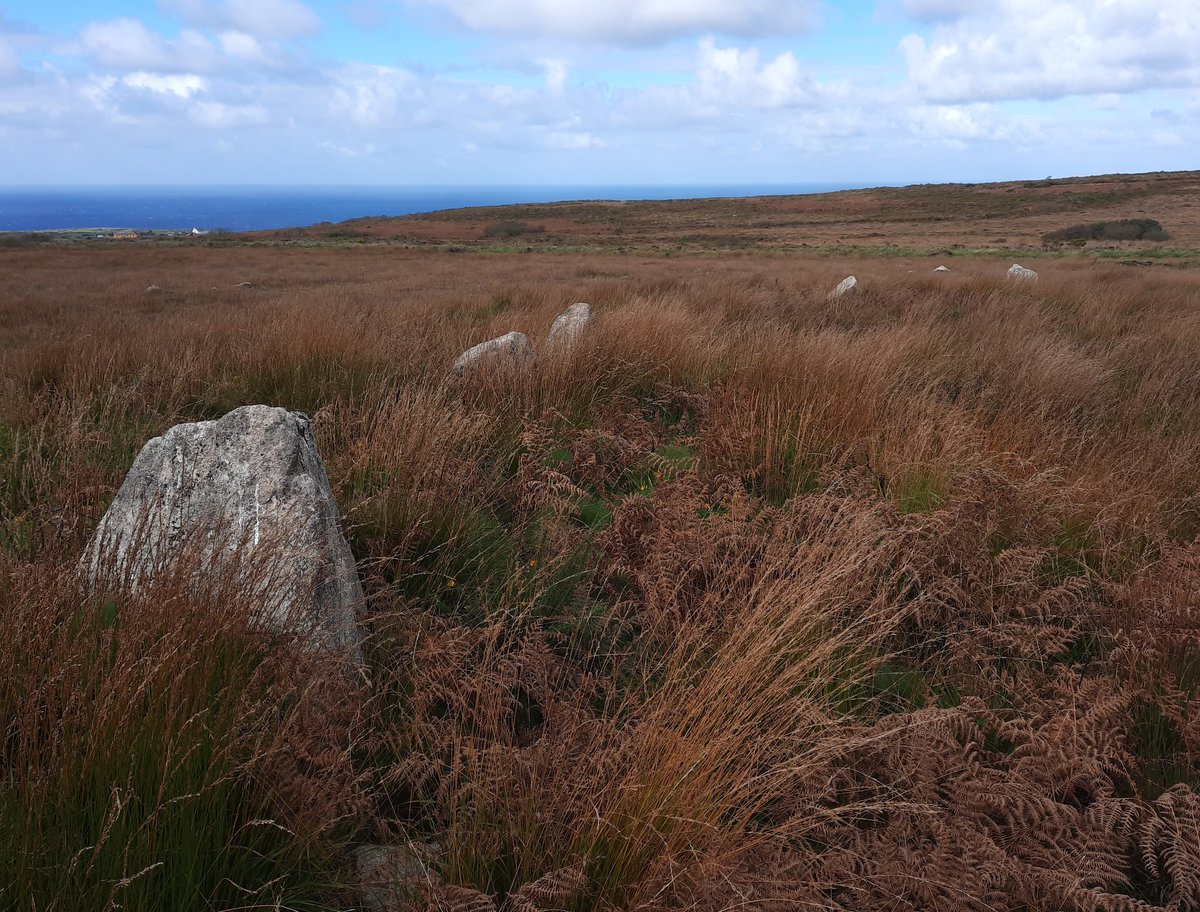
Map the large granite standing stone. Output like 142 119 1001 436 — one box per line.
830 276 860 298
83 405 362 655
452 331 534 375
546 302 593 351
1008 264 1039 282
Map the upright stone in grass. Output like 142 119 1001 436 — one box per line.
452 331 535 375
546 302 593 351
830 275 860 298
83 405 362 656
1008 264 1039 282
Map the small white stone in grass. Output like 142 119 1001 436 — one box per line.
830 275 860 298
1008 264 1038 282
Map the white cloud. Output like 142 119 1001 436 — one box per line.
123 71 207 97
321 140 378 156
905 103 1042 145
415 0 817 44
214 30 293 67
900 0 975 22
0 13 20 80
0 37 18 80
159 0 321 41
81 18 172 69
345 1 388 30
80 18 219 71
541 58 567 96
189 99 270 127
329 63 425 127
901 0 1200 103
7 6 1200 185
547 130 601 149
695 38 821 108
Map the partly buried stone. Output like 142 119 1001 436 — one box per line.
1008 263 1039 282
144 284 164 294
830 275 860 298
452 331 535 375
356 843 439 912
83 405 362 655
934 265 951 273
546 302 593 351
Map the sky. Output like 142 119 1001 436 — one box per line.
0 0 1197 186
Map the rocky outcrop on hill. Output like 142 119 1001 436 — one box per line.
83 405 362 656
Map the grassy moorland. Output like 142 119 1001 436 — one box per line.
258 169 1200 262
3 178 1200 911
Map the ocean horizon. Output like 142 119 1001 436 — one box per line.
0 183 865 233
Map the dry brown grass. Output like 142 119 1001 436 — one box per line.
3 244 1200 910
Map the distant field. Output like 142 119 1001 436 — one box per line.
3 180 1200 910
234 168 1200 261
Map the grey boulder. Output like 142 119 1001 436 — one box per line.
546 302 593 351
934 265 951 273
83 405 362 656
830 276 860 298
1008 264 1038 282
452 331 535 375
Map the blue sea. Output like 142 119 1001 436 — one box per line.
0 184 858 233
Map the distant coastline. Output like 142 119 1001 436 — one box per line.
0 183 861 233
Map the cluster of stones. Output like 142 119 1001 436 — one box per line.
452 301 593 374
86 302 597 663
828 264 1035 296
144 282 254 294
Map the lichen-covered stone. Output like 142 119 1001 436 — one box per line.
1008 264 1039 282
546 302 593 350
83 405 362 655
452 331 535 375
830 276 860 298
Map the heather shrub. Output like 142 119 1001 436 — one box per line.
1043 218 1171 244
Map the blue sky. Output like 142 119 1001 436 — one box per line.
0 0 1196 185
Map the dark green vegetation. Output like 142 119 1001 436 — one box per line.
482 220 547 239
1043 218 1171 244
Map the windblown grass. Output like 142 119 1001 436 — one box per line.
3 245 1200 910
